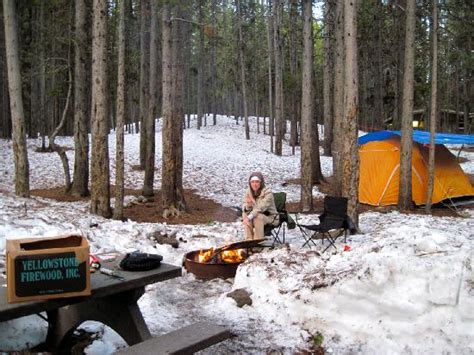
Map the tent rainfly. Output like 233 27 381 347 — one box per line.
358 131 474 206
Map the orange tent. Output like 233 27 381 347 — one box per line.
359 137 474 206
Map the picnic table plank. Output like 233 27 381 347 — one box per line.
115 321 232 355
0 262 181 322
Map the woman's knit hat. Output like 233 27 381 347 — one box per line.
249 171 265 184
248 172 265 197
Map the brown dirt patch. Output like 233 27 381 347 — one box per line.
30 170 474 224
31 187 239 225
35 146 73 153
31 187 90 202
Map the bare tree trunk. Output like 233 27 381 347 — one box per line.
359 45 369 130
311 102 324 184
50 41 57 141
462 58 470 134
183 9 193 130
139 0 150 169
373 0 384 128
398 0 415 211
312 70 324 184
256 90 260 134
114 0 126 220
125 0 136 136
0 5 6 138
177 4 188 168
196 0 205 130
0 0 11 139
237 0 250 140
162 1 186 217
0 3 9 139
323 0 334 156
210 0 217 125
71 0 90 196
29 5 40 141
425 0 437 213
394 0 406 129
332 0 344 196
300 0 313 211
162 2 173 215
455 66 460 131
266 2 274 151
3 0 29 197
90 0 111 217
171 2 186 213
222 0 230 118
49 67 73 192
289 0 298 154
273 0 284 156
342 0 359 227
143 0 158 197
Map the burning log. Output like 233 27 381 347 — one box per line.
184 239 266 280
197 247 246 264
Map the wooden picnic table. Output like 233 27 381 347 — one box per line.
0 258 182 352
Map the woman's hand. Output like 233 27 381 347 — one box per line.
243 215 251 226
245 196 254 208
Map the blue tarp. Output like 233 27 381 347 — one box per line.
358 130 474 145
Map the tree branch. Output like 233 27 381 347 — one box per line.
170 17 204 27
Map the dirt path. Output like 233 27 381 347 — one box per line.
31 187 239 224
32 173 473 225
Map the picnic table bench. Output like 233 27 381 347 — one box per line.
116 321 231 354
0 259 182 351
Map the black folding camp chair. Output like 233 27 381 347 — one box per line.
264 192 296 246
297 196 353 252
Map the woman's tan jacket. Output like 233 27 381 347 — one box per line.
242 186 278 220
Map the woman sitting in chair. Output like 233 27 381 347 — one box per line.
242 172 279 240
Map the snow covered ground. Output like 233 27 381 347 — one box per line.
0 115 473 354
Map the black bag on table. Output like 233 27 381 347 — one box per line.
119 252 163 271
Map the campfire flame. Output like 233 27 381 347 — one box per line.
221 249 245 263
197 247 246 264
198 247 214 263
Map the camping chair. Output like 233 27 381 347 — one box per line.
296 196 353 252
264 192 296 246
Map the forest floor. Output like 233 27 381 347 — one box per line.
31 172 473 225
31 187 238 225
